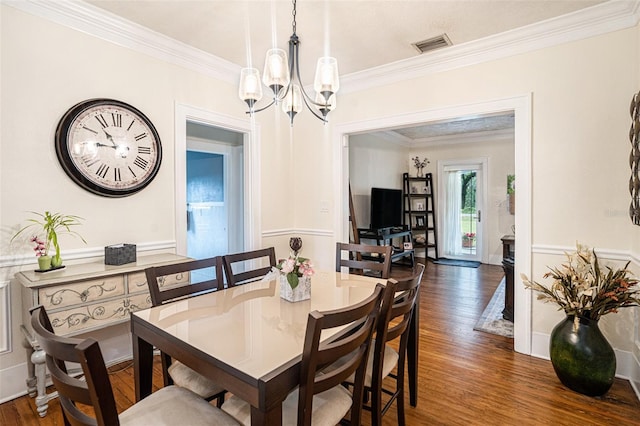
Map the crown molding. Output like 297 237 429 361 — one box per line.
4 0 241 84
4 1 639 94
340 0 640 94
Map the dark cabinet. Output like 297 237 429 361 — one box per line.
501 235 515 322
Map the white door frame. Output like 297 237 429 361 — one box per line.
175 103 261 255
333 94 532 355
437 158 488 263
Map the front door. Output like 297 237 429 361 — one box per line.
440 160 485 262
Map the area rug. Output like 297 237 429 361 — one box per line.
473 278 514 338
432 258 481 268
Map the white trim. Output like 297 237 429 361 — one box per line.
4 0 240 84
333 94 533 355
174 104 260 255
0 281 11 354
0 241 176 269
6 1 639 97
262 228 334 238
532 244 638 262
340 0 640 94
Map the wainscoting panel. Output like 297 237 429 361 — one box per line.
0 281 10 354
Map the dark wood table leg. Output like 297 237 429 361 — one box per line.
251 404 282 426
408 288 420 407
132 332 154 402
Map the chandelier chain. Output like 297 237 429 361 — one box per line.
291 0 297 34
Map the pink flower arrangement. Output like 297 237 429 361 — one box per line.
463 232 476 241
276 255 314 289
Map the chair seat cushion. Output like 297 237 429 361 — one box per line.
330 341 399 387
120 385 240 426
168 361 226 398
221 385 352 426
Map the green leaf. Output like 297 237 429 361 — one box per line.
287 273 299 289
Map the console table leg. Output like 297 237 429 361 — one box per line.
21 331 37 398
31 348 49 417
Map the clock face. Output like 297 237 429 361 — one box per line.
55 99 162 197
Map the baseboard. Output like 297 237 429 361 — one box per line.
531 331 640 401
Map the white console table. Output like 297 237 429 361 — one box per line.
16 253 191 417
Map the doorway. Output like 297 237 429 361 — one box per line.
439 160 486 262
186 124 244 260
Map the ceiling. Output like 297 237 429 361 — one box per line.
83 0 605 142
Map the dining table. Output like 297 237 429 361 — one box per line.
131 270 420 426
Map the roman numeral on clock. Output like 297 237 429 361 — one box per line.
128 166 137 178
82 126 98 135
138 146 151 155
95 114 109 129
114 168 121 182
96 163 109 178
112 113 122 127
133 156 149 170
82 155 100 168
135 132 148 141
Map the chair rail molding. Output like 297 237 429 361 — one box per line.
0 281 10 354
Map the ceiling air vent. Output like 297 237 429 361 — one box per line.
412 34 452 54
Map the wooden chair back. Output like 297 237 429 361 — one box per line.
30 305 120 426
144 256 224 306
297 283 387 426
335 242 392 279
371 262 425 425
222 247 276 287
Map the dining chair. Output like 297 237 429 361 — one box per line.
29 305 241 426
221 283 388 425
335 242 393 279
144 257 227 406
346 262 425 426
222 247 276 287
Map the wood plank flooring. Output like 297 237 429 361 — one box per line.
2 260 638 425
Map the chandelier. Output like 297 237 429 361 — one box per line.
238 0 339 125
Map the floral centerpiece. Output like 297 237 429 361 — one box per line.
274 237 314 302
276 254 314 289
11 211 85 271
521 242 639 396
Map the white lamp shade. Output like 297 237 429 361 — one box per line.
263 48 290 92
239 68 263 102
282 85 303 114
313 57 339 98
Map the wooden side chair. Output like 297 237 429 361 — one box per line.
29 305 241 426
354 263 425 426
336 242 393 279
144 257 227 406
221 283 388 425
222 247 276 287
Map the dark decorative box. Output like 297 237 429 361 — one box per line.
105 244 136 266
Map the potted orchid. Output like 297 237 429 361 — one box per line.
11 211 85 271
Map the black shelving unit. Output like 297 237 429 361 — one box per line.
403 172 439 260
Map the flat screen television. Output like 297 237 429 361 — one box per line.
370 187 402 229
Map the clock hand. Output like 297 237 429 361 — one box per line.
103 129 117 147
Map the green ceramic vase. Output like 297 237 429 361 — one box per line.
37 255 52 271
549 315 616 396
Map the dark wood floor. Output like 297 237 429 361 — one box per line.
2 260 639 425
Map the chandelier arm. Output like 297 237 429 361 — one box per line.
300 92 327 123
291 38 330 110
248 99 277 114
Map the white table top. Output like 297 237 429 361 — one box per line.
132 270 381 380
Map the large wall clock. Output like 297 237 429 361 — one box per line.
55 98 162 197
